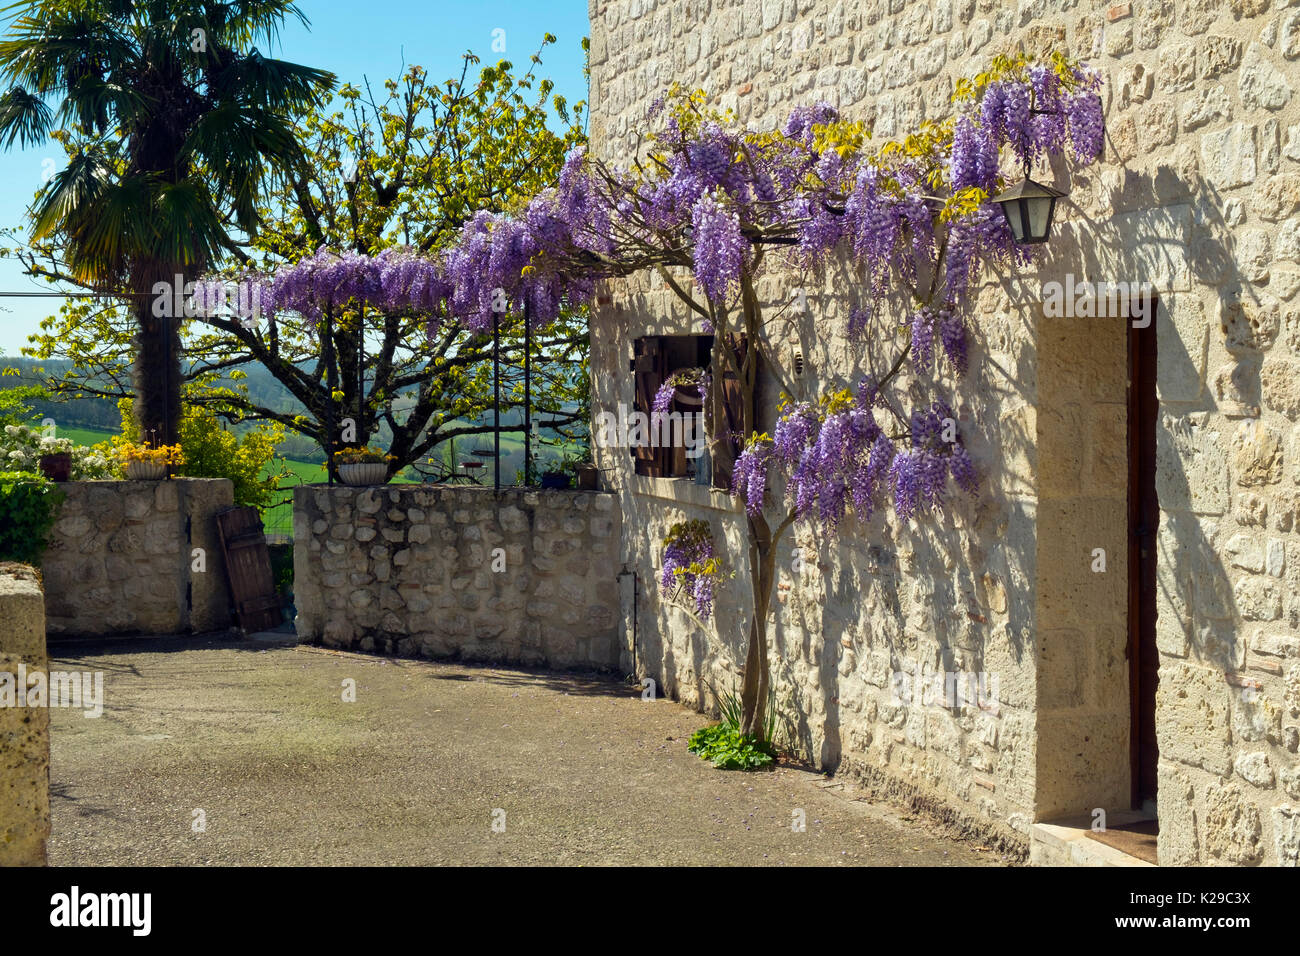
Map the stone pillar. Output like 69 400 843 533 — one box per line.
41 478 233 637
181 479 234 632
0 567 50 865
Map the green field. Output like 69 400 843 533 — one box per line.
46 424 117 447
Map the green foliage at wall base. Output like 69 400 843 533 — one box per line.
0 471 64 566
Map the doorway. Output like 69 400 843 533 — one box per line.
1126 299 1159 811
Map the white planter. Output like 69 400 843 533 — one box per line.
124 460 167 480
339 462 390 486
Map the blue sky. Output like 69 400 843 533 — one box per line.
0 1 591 356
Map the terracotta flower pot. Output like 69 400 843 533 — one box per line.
39 452 72 482
125 460 167 480
339 462 389 486
576 464 599 490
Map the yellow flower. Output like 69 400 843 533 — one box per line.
116 441 184 467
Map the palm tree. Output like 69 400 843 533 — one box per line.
0 0 335 444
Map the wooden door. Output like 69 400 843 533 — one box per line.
711 333 748 491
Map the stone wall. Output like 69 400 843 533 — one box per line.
0 566 49 865
588 0 1300 863
40 479 233 637
293 486 624 670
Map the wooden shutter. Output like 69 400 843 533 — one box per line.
632 336 667 477
711 333 749 491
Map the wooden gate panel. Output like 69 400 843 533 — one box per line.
216 507 281 633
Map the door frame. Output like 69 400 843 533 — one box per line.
1126 295 1160 810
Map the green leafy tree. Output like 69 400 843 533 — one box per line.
0 0 335 445
21 38 591 478
0 361 46 428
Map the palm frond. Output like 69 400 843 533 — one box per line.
69 173 159 281
0 85 53 147
0 10 135 95
29 146 114 241
152 178 228 269
216 0 312 48
58 74 148 135
210 51 334 114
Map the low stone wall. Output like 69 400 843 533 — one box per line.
0 566 49 865
40 479 234 637
294 486 623 670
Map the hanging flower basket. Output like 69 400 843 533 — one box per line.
338 462 390 486
125 460 167 481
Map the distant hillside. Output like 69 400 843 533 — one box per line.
1 356 583 469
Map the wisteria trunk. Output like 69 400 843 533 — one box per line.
739 514 777 740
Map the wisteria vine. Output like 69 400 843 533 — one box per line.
197 53 1103 531
193 50 1106 738
660 519 721 619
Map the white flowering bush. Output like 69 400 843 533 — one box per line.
1 424 118 480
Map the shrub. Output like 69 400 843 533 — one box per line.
118 399 285 509
0 423 117 479
0 471 64 565
687 723 775 771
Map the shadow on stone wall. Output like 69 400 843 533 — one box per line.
1048 158 1243 670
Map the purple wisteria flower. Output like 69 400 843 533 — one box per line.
950 115 997 193
732 436 774 516
691 191 746 302
911 307 937 371
660 519 718 618
1066 89 1105 164
653 380 676 414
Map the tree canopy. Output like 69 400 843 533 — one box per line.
19 36 592 477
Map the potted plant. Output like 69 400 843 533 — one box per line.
336 446 394 486
38 451 72 482
539 452 596 490
539 457 572 489
117 441 184 480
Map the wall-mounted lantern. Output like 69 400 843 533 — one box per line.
990 176 1065 245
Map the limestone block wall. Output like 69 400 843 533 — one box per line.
0 566 49 865
40 479 234 637
293 486 623 670
589 0 1300 863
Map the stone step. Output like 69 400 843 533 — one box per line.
1029 810 1158 867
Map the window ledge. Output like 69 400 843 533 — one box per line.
624 473 739 512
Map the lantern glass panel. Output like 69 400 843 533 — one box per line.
1028 196 1053 240
1003 200 1026 243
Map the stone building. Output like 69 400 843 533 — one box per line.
586 0 1300 864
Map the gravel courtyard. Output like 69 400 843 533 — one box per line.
48 635 1002 866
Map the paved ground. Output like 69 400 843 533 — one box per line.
48 635 1005 866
